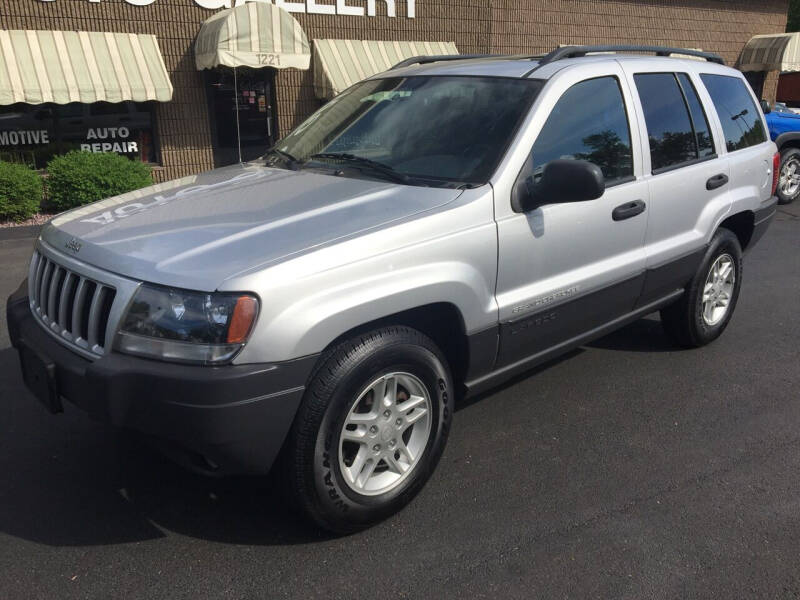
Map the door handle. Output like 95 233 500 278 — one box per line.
612 199 646 221
706 173 729 190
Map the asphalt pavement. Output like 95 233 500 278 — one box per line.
0 206 798 599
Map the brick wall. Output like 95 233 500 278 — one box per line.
0 0 789 180
486 0 788 101
280 0 788 136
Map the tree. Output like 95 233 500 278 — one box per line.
787 0 800 32
575 130 632 180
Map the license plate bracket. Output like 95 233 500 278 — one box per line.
18 341 63 414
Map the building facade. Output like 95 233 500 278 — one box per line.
0 0 789 182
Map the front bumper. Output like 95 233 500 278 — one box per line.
7 281 317 475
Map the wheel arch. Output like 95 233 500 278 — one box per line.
312 302 473 392
718 210 755 251
775 132 800 152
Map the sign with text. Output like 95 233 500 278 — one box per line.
0 103 156 168
36 0 416 18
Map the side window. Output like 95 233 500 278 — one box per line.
700 73 768 152
677 74 715 159
531 76 633 184
634 73 703 172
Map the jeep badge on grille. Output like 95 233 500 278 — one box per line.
65 238 82 253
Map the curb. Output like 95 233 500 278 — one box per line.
0 224 43 241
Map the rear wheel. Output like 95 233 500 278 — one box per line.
660 228 743 348
777 147 800 205
284 326 453 533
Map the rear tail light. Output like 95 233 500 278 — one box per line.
772 152 780 197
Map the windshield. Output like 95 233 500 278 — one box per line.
269 76 542 186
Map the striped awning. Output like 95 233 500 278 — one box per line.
313 40 459 100
195 2 310 71
0 30 173 106
739 33 800 72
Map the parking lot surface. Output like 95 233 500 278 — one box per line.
1 205 798 599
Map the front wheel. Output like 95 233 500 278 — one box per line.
777 147 800 205
660 228 743 348
284 326 453 533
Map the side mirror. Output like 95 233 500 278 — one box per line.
761 99 772 114
513 159 605 212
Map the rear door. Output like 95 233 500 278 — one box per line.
698 73 774 210
623 66 731 306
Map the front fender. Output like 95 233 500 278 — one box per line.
227 188 499 364
265 260 492 361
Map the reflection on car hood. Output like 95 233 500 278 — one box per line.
42 163 463 290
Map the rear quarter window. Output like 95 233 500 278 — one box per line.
700 74 768 152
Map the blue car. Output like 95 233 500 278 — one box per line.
763 101 800 204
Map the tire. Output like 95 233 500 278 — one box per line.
777 147 800 205
284 326 453 533
660 228 743 348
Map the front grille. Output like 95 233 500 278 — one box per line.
28 249 116 356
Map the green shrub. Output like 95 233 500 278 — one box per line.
46 151 152 212
0 161 43 222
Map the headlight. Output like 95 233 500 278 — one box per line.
115 284 259 364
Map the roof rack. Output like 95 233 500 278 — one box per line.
390 45 724 72
391 54 499 69
538 45 725 65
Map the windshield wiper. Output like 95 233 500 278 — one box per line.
266 147 302 170
309 153 410 184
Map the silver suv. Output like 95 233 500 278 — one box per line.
7 46 779 532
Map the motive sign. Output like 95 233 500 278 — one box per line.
0 130 50 146
36 0 416 17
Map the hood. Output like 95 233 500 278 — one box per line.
43 163 463 291
771 110 800 120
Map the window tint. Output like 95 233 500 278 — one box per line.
531 76 633 183
276 76 542 186
700 74 767 152
677 74 715 158
634 73 697 171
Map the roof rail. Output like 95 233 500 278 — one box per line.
538 45 725 65
391 54 500 69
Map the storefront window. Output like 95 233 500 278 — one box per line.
0 101 158 169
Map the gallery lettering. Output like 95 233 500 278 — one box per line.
0 130 50 146
36 0 416 18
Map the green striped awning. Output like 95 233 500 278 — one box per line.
0 30 173 106
739 33 800 72
313 39 459 100
195 2 310 71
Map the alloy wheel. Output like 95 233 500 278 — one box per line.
780 156 800 198
701 253 735 326
338 372 432 496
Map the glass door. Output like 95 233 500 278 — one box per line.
206 67 277 166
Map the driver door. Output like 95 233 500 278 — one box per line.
493 65 649 368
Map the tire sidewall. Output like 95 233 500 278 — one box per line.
311 338 452 529
688 230 743 345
